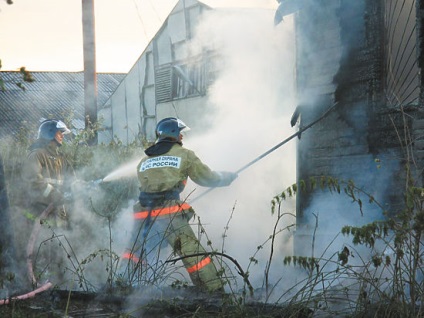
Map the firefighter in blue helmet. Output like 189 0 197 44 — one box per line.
22 119 75 228
127 117 237 292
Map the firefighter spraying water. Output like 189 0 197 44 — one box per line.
107 104 338 293
4 101 337 306
123 117 237 293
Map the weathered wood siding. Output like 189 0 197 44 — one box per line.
98 0 210 145
294 0 424 253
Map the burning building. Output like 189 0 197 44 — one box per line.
276 0 424 254
2 1 423 313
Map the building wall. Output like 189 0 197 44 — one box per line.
98 0 212 145
415 0 424 176
293 0 423 254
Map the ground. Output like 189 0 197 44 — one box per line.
0 287 313 317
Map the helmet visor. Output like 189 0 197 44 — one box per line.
56 120 71 134
177 119 190 132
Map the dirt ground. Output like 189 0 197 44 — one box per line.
0 290 122 317
0 287 313 317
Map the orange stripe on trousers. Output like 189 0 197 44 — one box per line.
134 203 191 219
122 252 139 263
186 257 212 273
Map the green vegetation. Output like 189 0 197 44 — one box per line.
0 60 34 92
0 120 424 317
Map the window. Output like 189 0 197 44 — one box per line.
171 63 205 99
155 56 214 103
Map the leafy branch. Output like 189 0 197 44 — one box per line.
0 60 35 92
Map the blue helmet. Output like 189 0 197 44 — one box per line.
37 119 71 141
156 117 190 141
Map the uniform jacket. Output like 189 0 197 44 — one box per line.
22 140 73 207
137 141 232 194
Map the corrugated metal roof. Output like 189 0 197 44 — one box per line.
0 71 125 140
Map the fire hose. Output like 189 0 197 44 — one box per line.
26 203 55 286
0 203 55 306
24 180 104 285
0 282 53 305
0 180 106 307
191 102 339 203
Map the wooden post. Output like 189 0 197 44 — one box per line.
82 0 98 145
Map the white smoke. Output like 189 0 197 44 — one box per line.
177 8 299 290
102 157 140 182
28 7 300 299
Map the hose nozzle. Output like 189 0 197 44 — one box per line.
90 179 104 186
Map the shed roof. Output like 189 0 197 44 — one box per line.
0 71 125 140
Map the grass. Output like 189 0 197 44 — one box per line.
1 125 424 317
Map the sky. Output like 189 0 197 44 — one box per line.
0 0 278 73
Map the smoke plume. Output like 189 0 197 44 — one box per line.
176 8 298 290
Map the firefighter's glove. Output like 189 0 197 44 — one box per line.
219 171 238 186
57 206 70 229
48 189 65 206
58 206 68 220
